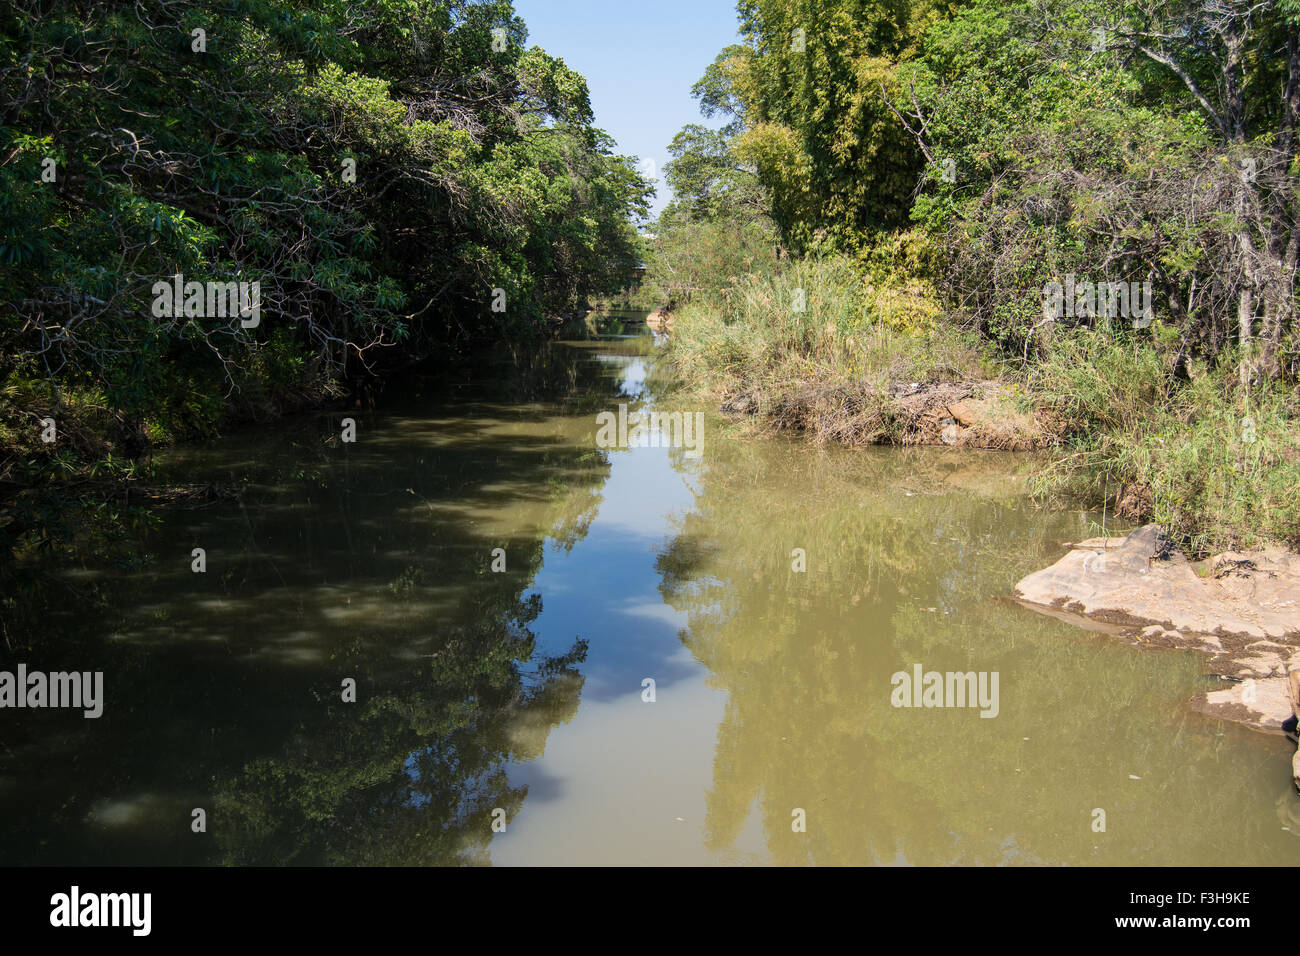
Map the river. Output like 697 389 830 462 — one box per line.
4 314 1299 865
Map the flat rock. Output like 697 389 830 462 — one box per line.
1190 676 1294 732
1014 525 1300 640
946 400 978 427
646 308 674 333
1015 525 1300 737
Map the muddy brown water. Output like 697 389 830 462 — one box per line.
3 320 1299 865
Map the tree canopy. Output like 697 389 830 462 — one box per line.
1 0 652 451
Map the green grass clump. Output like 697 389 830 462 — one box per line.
668 255 988 441
1027 330 1300 552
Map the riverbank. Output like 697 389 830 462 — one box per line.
657 282 1300 767
0 313 635 563
657 270 1300 556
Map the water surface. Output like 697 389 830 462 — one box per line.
4 321 1299 865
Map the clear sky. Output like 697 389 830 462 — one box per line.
510 0 742 220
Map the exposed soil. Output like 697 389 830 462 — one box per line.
718 377 1055 450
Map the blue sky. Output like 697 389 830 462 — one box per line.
511 0 742 219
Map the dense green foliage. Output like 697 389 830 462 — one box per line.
899 0 1300 369
731 0 955 251
652 0 1300 549
0 0 651 472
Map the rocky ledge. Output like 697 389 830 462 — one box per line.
646 308 674 334
1013 525 1300 782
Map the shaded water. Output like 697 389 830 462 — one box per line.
4 320 1300 866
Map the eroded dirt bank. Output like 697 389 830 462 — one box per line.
717 377 1054 449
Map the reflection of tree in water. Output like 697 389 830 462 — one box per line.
656 442 1300 866
214 587 589 866
204 344 619 864
0 340 622 865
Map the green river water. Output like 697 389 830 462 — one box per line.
3 317 1299 865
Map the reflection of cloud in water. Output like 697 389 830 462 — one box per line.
586 444 695 538
621 600 689 629
589 354 648 400
87 793 167 828
619 359 648 399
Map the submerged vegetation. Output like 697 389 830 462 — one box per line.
649 0 1300 551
